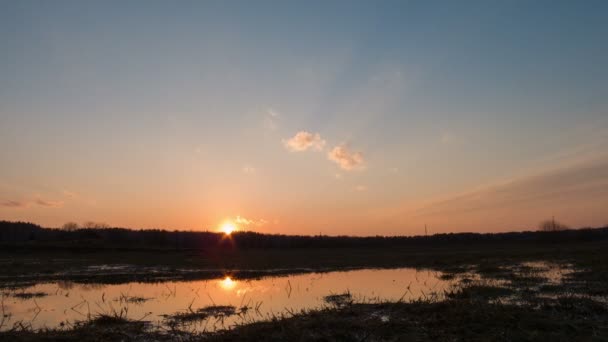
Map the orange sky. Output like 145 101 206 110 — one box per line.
1 2 608 235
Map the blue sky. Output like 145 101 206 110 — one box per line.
1 1 607 234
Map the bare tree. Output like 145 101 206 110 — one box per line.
62 222 80 231
538 218 569 232
81 221 110 229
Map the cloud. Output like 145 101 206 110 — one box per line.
34 198 64 208
235 215 267 227
327 145 364 170
410 157 608 229
1 200 28 208
282 132 367 171
283 131 326 152
264 108 280 131
1 197 64 209
268 109 279 118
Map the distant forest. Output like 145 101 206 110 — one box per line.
1 220 607 250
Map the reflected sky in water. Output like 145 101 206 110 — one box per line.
1 268 450 331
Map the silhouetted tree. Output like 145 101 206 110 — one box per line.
62 222 80 231
539 218 569 232
81 221 110 229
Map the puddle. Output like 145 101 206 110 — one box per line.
0 268 449 332
0 262 590 332
518 261 574 283
481 262 580 304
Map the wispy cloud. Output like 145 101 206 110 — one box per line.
327 145 364 170
34 198 64 208
263 108 280 131
234 215 267 228
1 200 28 208
1 197 64 209
283 131 326 152
411 157 608 229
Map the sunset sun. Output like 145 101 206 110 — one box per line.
220 222 237 235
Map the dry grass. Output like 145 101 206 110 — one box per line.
164 305 239 324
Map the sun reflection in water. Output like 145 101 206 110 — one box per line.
219 276 236 290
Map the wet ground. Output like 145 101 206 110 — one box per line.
1 261 591 333
2 268 450 332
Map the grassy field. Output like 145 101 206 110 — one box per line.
4 297 607 341
1 239 607 284
1 240 608 340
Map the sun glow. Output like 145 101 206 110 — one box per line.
219 276 236 290
220 221 237 235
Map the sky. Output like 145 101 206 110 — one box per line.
1 0 608 235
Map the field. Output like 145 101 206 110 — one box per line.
1 237 608 341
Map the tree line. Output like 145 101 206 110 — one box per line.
1 220 607 250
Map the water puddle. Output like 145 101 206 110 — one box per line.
1 262 588 332
1 268 449 332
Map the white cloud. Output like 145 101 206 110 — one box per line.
327 145 364 170
283 131 326 152
235 215 267 227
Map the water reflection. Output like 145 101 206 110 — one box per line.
1 268 450 332
219 277 236 291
